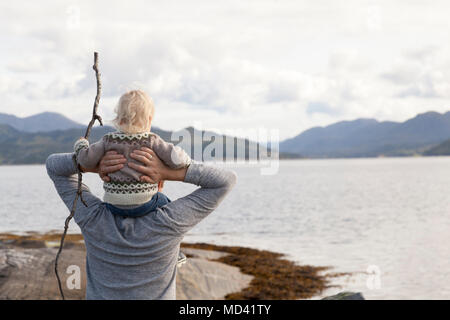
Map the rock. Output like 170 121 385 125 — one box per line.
0 246 252 300
0 247 86 300
181 247 229 260
322 291 365 300
176 254 253 300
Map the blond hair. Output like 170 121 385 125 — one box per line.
113 90 154 134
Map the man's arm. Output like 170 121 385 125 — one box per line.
46 153 103 227
129 148 237 235
159 163 237 235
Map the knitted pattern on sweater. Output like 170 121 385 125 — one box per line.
74 131 191 206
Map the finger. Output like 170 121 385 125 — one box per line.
128 162 149 173
133 150 154 160
105 150 118 156
102 154 126 161
104 158 126 166
140 176 155 183
102 163 124 173
101 175 111 182
140 147 156 156
100 156 125 166
129 153 152 166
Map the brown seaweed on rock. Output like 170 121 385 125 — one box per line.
181 242 345 300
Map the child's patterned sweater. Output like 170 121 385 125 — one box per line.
74 131 191 205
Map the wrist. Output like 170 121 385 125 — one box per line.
166 167 188 181
161 166 172 180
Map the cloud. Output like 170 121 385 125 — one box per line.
306 102 340 115
1 1 450 140
381 65 421 85
380 46 450 99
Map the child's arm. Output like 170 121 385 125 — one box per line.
151 135 191 169
74 137 106 170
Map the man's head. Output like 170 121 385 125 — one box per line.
113 90 155 134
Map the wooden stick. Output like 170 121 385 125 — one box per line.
54 52 103 300
84 52 103 138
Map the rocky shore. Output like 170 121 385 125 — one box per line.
0 232 353 300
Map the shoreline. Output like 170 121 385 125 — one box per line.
0 232 349 300
1 154 450 167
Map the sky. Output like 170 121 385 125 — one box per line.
1 0 450 140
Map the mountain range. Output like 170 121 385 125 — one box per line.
0 110 449 164
280 111 450 158
0 112 84 132
0 112 267 164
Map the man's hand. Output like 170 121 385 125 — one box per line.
129 148 166 183
129 147 187 183
98 151 127 182
83 148 186 184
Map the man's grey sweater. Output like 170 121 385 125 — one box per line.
46 153 237 300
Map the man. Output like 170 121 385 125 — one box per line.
46 148 236 299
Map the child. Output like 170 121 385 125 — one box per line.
74 90 191 205
73 90 190 266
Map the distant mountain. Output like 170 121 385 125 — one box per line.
0 112 84 132
5 110 448 163
280 111 450 158
0 114 269 164
424 139 450 156
0 124 114 164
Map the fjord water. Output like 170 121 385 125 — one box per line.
1 157 449 299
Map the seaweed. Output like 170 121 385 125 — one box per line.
181 242 348 300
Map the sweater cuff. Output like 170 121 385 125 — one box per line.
74 138 89 155
183 162 203 186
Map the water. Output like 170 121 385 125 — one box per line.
1 157 449 299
